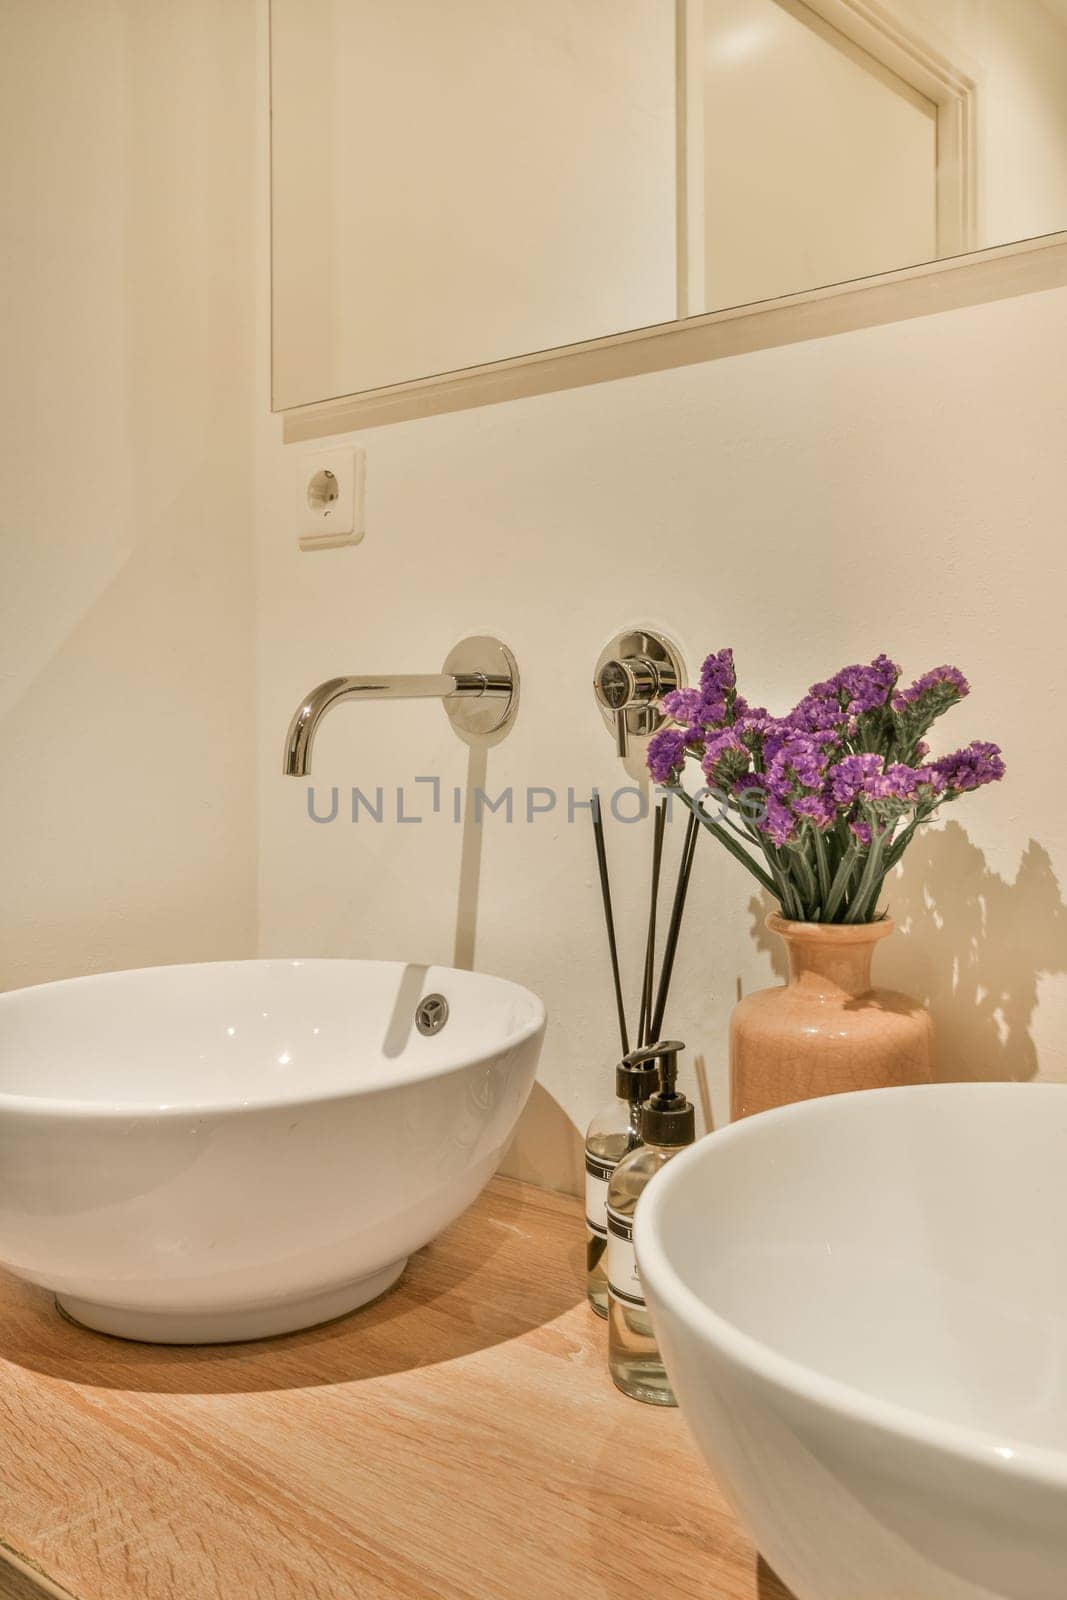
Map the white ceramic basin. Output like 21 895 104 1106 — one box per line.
0 959 544 1343
635 1083 1067 1600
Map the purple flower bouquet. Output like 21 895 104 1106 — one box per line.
647 650 1004 924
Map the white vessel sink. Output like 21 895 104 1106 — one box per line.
635 1083 1067 1600
0 960 544 1343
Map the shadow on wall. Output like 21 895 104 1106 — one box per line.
747 821 1067 1083
500 1081 584 1195
453 741 488 969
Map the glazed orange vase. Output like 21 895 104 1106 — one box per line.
729 914 935 1120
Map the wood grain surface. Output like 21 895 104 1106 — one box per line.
0 1177 794 1600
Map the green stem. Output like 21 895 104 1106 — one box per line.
718 809 762 845
709 818 785 900
671 787 780 899
843 831 887 923
810 824 831 910
881 805 935 873
855 870 889 923
761 842 805 920
822 842 858 921
773 873 803 921
789 847 820 917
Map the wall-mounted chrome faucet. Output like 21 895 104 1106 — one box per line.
283 635 518 775
593 627 686 759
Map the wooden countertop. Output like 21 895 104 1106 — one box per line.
0 1178 794 1600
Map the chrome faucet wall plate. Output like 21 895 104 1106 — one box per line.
442 635 519 742
593 627 686 758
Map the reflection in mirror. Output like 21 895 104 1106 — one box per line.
271 0 677 408
689 0 1067 315
272 0 1067 415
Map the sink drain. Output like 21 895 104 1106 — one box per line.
415 994 449 1037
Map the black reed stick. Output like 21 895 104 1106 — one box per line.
637 799 667 1048
591 792 630 1056
650 806 700 1041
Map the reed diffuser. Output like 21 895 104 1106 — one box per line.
584 795 699 1316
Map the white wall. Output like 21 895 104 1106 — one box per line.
0 0 258 989
257 272 1067 1195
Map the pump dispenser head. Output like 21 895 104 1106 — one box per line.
617 1043 668 1107
617 1045 663 1104
641 1040 695 1146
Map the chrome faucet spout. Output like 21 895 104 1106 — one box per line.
282 637 518 775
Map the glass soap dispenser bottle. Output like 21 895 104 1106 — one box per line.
585 1049 662 1318
607 1041 695 1405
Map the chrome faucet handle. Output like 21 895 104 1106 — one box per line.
593 630 686 760
594 656 663 758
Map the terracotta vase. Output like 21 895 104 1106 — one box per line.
729 914 934 1120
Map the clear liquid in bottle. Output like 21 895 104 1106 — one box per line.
606 1041 694 1404
586 1128 633 1317
606 1144 679 1404
584 1054 659 1317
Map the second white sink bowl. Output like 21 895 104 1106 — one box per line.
635 1083 1067 1600
0 959 545 1343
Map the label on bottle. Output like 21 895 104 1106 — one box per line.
606 1205 645 1308
584 1149 615 1238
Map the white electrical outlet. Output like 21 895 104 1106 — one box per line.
297 448 366 551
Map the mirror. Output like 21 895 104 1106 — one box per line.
271 0 678 408
272 0 1067 414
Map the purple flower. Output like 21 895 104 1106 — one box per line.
932 741 1006 794
700 728 751 788
767 732 838 797
856 654 902 711
751 731 841 842
865 763 942 803
644 643 1002 922
732 776 770 825
700 648 736 704
793 794 835 830
893 665 969 712
792 655 900 731
646 726 688 785
828 753 883 805
761 795 798 847
658 649 756 743
729 697 764 729
660 687 705 728
735 712 791 763
892 665 970 748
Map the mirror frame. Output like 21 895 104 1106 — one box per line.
281 232 1067 443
